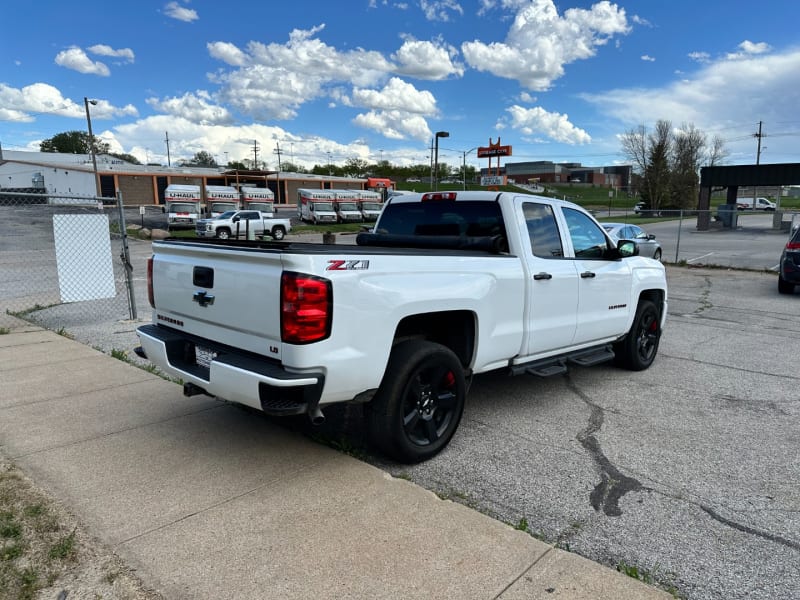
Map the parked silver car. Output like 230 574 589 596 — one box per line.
602 222 662 260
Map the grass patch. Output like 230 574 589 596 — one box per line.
48 530 76 561
0 327 10 335
617 560 683 598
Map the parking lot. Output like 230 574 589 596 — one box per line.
3 206 799 599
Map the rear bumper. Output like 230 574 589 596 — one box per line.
136 324 325 417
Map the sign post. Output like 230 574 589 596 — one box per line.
477 139 512 190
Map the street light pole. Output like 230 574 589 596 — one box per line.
463 147 477 191
84 97 100 197
434 131 449 191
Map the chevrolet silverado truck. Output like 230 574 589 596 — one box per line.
195 209 291 240
136 191 667 463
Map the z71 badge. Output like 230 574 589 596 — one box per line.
327 259 370 271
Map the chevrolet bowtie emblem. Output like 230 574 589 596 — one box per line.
192 291 215 307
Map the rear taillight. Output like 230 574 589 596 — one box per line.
147 256 155 308
421 192 457 201
786 242 800 250
281 272 332 344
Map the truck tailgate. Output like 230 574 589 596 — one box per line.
150 241 284 358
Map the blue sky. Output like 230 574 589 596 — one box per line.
2 0 799 172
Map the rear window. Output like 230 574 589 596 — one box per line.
376 200 506 238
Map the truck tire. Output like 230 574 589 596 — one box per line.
216 228 231 240
613 299 661 371
367 340 466 463
271 226 286 240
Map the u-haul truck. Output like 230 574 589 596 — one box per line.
241 186 275 217
356 189 384 221
297 188 337 224
332 189 364 223
205 185 240 217
164 184 202 230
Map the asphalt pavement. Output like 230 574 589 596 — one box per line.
2 212 799 599
1 325 670 599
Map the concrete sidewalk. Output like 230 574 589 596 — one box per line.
0 326 670 599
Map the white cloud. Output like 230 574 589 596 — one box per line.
54 47 110 76
503 105 591 144
350 78 436 141
207 41 249 66
420 0 464 22
631 15 652 27
146 91 232 125
164 1 198 22
641 55 656 62
87 44 135 62
519 91 536 103
353 110 432 140
581 47 800 160
392 37 464 80
0 82 138 124
201 24 450 140
726 40 771 60
462 0 630 90
688 51 710 63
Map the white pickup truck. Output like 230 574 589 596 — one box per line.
195 210 291 240
136 191 667 462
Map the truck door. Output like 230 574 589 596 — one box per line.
560 207 633 344
519 200 579 355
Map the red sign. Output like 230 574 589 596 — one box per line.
477 145 512 158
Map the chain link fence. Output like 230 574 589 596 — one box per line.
0 190 138 334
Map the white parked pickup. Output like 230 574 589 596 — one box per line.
137 191 667 462
195 210 291 240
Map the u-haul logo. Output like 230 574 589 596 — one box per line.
327 260 370 271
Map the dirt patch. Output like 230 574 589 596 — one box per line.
0 456 162 600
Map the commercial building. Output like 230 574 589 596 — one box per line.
0 149 367 205
481 160 631 189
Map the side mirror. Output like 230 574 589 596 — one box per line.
647 234 656 240
232 216 240 222
618 240 639 257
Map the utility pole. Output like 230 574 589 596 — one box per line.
164 131 171 166
274 142 283 205
752 121 765 210
253 140 260 169
754 120 764 165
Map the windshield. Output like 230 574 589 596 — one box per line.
362 202 382 211
248 202 273 212
168 202 198 213
338 202 358 211
313 202 334 211
216 211 236 219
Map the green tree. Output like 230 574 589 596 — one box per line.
621 120 728 211
40 130 110 155
344 157 369 178
182 151 218 167
109 152 141 165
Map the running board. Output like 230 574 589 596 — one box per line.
510 345 615 378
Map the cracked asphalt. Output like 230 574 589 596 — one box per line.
355 266 799 600
8 219 798 599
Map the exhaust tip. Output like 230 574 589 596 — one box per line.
309 407 325 425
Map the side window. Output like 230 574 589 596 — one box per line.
522 202 564 258
562 208 611 259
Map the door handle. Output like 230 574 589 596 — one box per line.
580 271 596 278
533 272 553 280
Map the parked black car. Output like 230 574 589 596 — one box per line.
778 225 800 294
